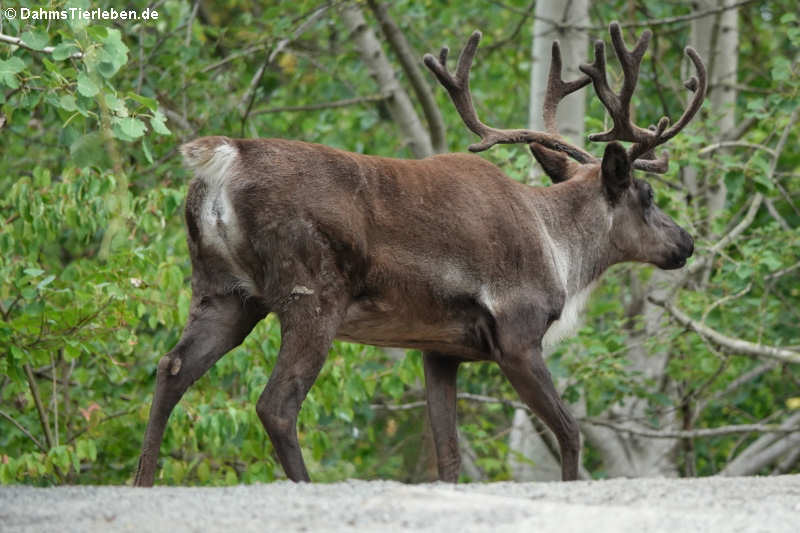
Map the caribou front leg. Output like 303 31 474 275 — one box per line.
498 345 580 481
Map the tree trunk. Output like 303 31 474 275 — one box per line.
526 0 588 181
365 0 447 153
720 412 800 476
340 3 433 159
686 0 739 215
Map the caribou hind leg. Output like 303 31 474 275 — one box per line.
255 285 347 482
423 352 462 482
134 293 265 487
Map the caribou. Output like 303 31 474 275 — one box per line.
134 22 705 485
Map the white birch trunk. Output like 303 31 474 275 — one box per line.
509 0 588 481
340 3 433 159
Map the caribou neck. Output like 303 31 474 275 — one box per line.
528 175 617 299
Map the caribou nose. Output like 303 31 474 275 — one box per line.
680 228 694 258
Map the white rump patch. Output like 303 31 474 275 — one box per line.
185 140 257 296
196 143 239 249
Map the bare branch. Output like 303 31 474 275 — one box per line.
765 261 800 281
581 418 800 439
372 400 426 411
251 94 387 115
699 141 776 158
773 445 800 475
459 392 529 410
0 408 46 452
23 363 54 450
162 107 196 135
238 4 329 128
528 0 760 31
374 393 800 440
202 43 268 73
484 0 537 53
650 297 800 365
701 281 752 323
720 412 800 476
373 392 528 412
722 116 758 141
689 192 763 275
764 197 791 230
0 32 83 59
696 361 778 415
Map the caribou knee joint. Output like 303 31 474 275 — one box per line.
256 400 294 438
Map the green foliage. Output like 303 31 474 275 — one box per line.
1 0 798 486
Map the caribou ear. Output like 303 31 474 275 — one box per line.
528 143 581 183
601 142 631 202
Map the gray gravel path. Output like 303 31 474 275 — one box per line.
2 475 799 532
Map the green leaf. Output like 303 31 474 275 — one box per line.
142 138 154 164
36 275 56 290
113 117 146 141
86 25 109 41
20 30 49 51
150 109 171 136
76 72 99 97
128 93 158 112
64 342 81 361
0 57 25 89
771 57 792 83
59 94 78 112
105 93 128 117
98 29 129 78
52 43 80 61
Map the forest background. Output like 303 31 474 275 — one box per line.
1 0 798 485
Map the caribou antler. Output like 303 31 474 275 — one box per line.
580 22 707 173
425 25 706 175
423 31 595 164
542 41 593 135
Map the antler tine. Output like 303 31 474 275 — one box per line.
424 31 595 161
579 22 706 174
542 41 593 135
423 31 497 151
628 46 707 163
579 22 654 144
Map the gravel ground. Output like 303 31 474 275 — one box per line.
2 475 799 532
